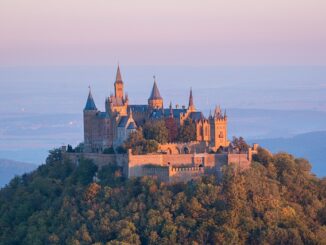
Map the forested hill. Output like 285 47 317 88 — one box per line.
0 149 326 244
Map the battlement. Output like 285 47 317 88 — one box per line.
170 166 204 172
62 142 257 183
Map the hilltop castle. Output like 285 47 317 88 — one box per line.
83 65 228 153
64 65 257 183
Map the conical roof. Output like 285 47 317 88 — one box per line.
188 88 194 107
149 79 162 100
115 65 123 83
84 90 97 110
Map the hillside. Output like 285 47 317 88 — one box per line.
0 149 325 244
0 159 37 187
251 131 326 177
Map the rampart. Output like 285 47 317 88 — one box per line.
63 147 254 182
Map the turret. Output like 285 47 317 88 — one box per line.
84 88 97 111
83 87 98 152
148 76 163 109
209 105 229 149
114 65 124 99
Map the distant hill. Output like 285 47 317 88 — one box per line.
250 131 326 177
0 159 37 187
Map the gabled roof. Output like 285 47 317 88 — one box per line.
127 122 136 130
118 116 129 127
149 80 162 100
189 111 206 121
84 91 97 110
129 105 149 113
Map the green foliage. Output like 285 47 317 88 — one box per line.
143 120 169 144
165 117 178 142
72 158 98 185
177 119 196 142
232 136 249 153
116 146 127 154
102 147 115 154
124 129 158 155
0 149 325 244
252 147 273 166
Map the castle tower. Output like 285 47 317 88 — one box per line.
188 87 195 112
83 88 98 152
148 76 163 109
209 106 229 149
114 65 124 99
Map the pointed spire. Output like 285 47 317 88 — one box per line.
128 106 133 117
214 105 222 118
84 86 97 110
189 87 194 107
149 76 163 100
115 64 123 83
188 87 195 111
169 101 173 117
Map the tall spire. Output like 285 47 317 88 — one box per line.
188 87 195 111
114 64 124 99
148 76 163 100
169 101 173 117
115 64 123 83
84 86 97 111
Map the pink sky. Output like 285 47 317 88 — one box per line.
0 0 325 66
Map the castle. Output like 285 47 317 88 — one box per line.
83 65 228 153
64 65 257 183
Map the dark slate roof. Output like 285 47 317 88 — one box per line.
129 105 148 113
84 91 97 110
96 112 107 119
118 116 129 127
189 111 206 121
149 81 162 100
170 109 187 119
149 108 188 120
127 122 136 130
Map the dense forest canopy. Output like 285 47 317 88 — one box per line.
0 148 326 244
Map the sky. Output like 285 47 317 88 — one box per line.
1 0 326 66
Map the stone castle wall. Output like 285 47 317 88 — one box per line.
169 166 204 183
63 148 253 182
227 153 251 170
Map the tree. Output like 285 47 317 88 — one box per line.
103 147 115 154
232 137 249 153
177 119 196 142
73 159 98 185
124 129 158 154
165 117 178 142
143 120 169 144
252 147 273 166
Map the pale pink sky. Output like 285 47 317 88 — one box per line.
0 0 325 66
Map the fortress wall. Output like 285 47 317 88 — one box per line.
227 153 251 170
142 166 169 182
169 166 204 183
63 152 128 169
162 154 193 165
128 154 164 177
